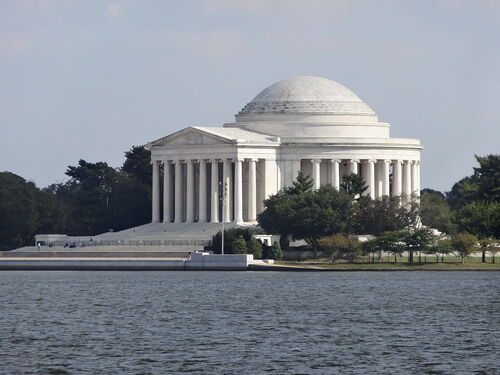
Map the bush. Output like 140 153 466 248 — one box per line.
249 238 263 259
232 236 248 254
268 242 283 260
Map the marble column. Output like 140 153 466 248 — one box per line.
367 159 376 198
403 160 412 197
312 159 321 190
185 160 194 223
350 159 359 175
234 158 243 224
210 159 219 223
198 159 207 223
174 160 183 223
411 161 418 196
330 159 340 189
248 158 257 222
223 159 231 223
392 160 402 197
151 160 160 223
163 161 172 223
416 161 421 197
382 159 391 196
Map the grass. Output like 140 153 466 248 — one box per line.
275 258 500 270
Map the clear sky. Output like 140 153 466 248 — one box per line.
1 0 499 192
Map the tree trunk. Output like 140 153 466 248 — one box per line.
441 254 444 262
493 256 495 264
482 251 486 263
418 251 422 263
394 254 397 263
462 256 465 264
409 250 414 263
436 254 439 263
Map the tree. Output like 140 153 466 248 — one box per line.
122 145 152 186
427 237 452 263
248 237 263 259
340 173 368 197
478 238 497 263
232 236 248 254
377 231 406 263
361 237 381 263
355 196 419 236
259 183 355 257
210 228 254 254
487 242 499 264
447 154 499 210
268 242 283 260
450 233 478 264
420 190 455 234
319 233 361 263
0 172 67 250
454 201 500 241
287 171 313 195
401 227 437 263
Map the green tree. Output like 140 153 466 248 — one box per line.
122 145 152 186
355 196 419 236
287 171 313 194
340 173 368 197
259 182 355 257
454 201 500 240
426 237 452 263
232 236 248 254
450 233 478 264
487 242 499 264
320 233 361 263
420 189 455 234
248 238 263 259
401 227 437 263
377 231 406 263
210 228 255 254
447 154 499 210
268 242 283 260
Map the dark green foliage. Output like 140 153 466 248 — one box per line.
426 238 452 262
420 190 455 234
454 201 500 239
210 228 255 255
122 145 152 186
354 196 419 236
259 184 355 256
268 242 283 260
287 171 313 194
340 173 368 197
447 154 499 210
400 227 437 263
232 236 247 254
0 172 67 250
248 237 263 259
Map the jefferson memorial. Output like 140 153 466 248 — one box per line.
148 76 421 227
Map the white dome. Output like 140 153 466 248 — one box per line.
237 76 375 117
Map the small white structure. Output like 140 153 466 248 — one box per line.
148 76 422 226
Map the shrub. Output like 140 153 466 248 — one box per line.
268 242 283 260
232 236 248 254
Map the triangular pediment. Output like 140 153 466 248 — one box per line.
149 127 234 148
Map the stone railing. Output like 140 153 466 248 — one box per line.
50 239 212 248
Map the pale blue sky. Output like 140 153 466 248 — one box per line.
1 0 499 192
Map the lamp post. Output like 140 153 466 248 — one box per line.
220 180 228 254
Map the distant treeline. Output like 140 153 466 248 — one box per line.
0 146 152 250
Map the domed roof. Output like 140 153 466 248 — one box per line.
237 76 375 117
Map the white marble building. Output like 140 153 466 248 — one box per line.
148 76 421 226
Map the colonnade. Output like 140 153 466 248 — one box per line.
151 157 420 224
308 158 420 198
151 158 259 224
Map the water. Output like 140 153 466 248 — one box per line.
0 271 498 375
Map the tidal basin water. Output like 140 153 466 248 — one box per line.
0 271 498 374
